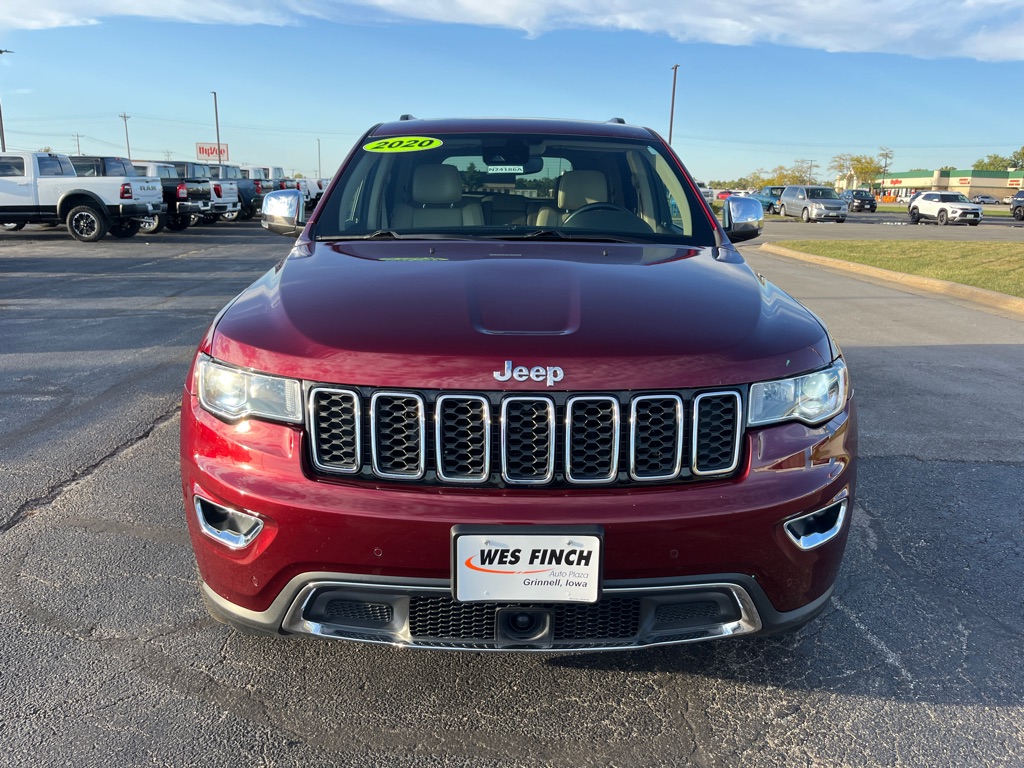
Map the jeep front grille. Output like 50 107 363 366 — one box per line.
309 387 743 487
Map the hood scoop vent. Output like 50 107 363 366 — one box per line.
468 265 581 336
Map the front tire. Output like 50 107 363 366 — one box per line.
1014 207 1024 221
66 204 109 242
801 208 810 223
109 219 141 238
2 221 26 231
937 210 948 226
909 207 920 224
778 204 786 217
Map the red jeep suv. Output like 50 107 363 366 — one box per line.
180 117 857 650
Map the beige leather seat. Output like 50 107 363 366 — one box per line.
392 164 483 228
535 170 608 227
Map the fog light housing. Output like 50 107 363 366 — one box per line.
194 495 263 550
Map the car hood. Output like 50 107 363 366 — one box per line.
209 240 832 390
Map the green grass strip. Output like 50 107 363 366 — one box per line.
773 240 1024 298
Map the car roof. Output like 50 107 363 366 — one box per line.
369 116 656 141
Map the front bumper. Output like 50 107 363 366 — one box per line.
181 393 857 648
809 208 847 221
201 570 835 650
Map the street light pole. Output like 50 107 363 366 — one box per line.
668 64 680 145
119 113 131 159
0 49 14 152
211 91 221 161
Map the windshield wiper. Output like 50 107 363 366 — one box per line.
317 230 474 241
497 230 649 244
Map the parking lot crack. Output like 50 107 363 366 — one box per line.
0 406 180 535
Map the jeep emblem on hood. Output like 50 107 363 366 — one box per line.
493 360 565 387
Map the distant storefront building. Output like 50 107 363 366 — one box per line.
879 169 1023 199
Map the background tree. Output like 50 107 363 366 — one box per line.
973 153 1011 171
462 162 486 191
829 153 854 186
850 155 883 188
793 159 818 184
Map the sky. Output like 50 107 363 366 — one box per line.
1 1 1023 183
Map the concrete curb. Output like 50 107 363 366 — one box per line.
757 243 1024 318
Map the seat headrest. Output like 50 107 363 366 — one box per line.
557 170 607 210
412 164 463 205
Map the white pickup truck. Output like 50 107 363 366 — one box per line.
0 152 165 241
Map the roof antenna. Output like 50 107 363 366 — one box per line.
399 114 418 121
608 117 625 124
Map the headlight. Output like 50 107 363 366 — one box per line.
811 202 824 209
748 359 848 427
197 355 303 424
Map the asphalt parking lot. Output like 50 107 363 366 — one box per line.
1 218 1022 767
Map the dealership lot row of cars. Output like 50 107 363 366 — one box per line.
719 185 1024 226
0 151 330 241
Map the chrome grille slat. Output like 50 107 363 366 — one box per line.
565 396 619 483
501 396 556 485
370 392 426 480
309 387 361 473
309 388 741 487
630 395 684 481
692 391 742 476
435 395 490 483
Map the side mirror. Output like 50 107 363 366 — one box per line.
261 189 306 237
722 195 764 242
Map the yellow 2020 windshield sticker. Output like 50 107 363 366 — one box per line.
362 137 443 153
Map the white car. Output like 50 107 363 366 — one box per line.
1003 194 1017 205
908 192 982 226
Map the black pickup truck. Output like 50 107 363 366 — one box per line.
207 163 265 221
131 160 212 233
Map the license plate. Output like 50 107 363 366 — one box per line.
453 528 602 603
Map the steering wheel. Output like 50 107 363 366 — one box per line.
562 202 632 224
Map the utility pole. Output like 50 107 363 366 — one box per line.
72 133 82 154
211 91 221 161
668 64 680 145
317 138 321 179
0 49 14 152
119 113 131 159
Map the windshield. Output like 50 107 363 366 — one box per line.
807 188 839 200
314 132 716 245
939 193 970 203
852 190 872 199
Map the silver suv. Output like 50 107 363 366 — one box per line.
778 185 848 223
908 192 982 226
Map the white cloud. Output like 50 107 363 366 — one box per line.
1 0 1022 61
